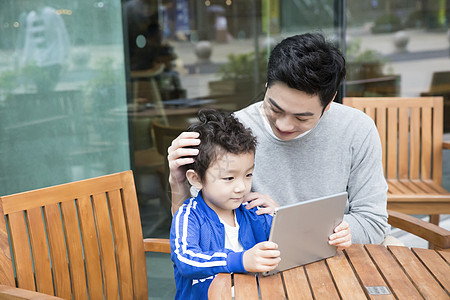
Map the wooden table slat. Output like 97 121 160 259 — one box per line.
412 248 450 293
389 246 449 299
282 266 313 300
326 249 367 299
208 273 231 300
258 273 286 299
304 259 340 299
207 245 449 299
234 274 258 300
438 250 450 263
365 244 422 299
344 244 394 299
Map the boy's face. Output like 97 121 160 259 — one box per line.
263 82 332 141
199 152 255 216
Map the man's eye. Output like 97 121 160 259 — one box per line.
223 177 234 181
272 108 282 114
296 117 307 122
246 173 253 178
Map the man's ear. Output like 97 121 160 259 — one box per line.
325 92 338 111
186 170 203 190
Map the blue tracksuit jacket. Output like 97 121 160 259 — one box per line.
170 191 272 299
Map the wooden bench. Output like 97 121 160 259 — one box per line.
0 170 170 299
343 97 450 225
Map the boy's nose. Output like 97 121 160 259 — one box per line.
234 179 246 193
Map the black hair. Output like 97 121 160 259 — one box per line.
267 33 346 108
184 109 257 182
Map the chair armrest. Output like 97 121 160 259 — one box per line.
143 238 171 253
387 210 450 250
0 284 63 299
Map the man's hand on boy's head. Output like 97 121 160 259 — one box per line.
328 221 352 249
243 241 281 273
167 131 200 184
244 192 279 215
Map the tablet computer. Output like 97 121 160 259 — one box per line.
262 192 348 276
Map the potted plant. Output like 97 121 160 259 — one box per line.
209 50 267 96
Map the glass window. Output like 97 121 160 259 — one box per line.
123 1 342 245
0 0 130 195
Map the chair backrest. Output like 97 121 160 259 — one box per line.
428 71 450 94
343 97 444 184
0 171 148 299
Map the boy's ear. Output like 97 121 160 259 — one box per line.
186 170 203 190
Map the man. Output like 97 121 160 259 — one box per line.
167 33 389 245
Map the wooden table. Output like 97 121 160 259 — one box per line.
208 244 450 299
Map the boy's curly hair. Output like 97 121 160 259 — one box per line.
184 109 257 182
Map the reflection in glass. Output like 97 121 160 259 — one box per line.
0 0 129 196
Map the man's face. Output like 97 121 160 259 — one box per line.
200 152 255 216
262 83 331 141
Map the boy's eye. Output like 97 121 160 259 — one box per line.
246 173 253 178
223 177 234 181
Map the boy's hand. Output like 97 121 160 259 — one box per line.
328 221 352 249
243 241 281 273
167 132 200 185
244 192 279 215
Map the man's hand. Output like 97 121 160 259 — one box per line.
329 221 352 249
244 192 280 215
167 132 201 214
243 241 281 273
167 132 201 185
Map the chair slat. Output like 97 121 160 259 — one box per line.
76 195 103 300
26 207 54 295
0 204 15 287
421 107 433 179
409 107 421 179
91 193 119 300
60 200 88 300
398 108 409 179
365 107 375 121
432 98 443 184
44 203 71 299
121 173 148 299
376 106 387 173
386 107 398 179
8 212 35 291
107 189 133 299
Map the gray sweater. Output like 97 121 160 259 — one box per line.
235 101 390 244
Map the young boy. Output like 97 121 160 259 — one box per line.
170 109 281 299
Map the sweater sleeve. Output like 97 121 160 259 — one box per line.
344 125 390 244
170 200 247 279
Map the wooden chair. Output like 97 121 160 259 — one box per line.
343 96 450 225
388 210 450 251
0 170 170 299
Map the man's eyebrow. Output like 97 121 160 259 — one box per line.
268 98 314 116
